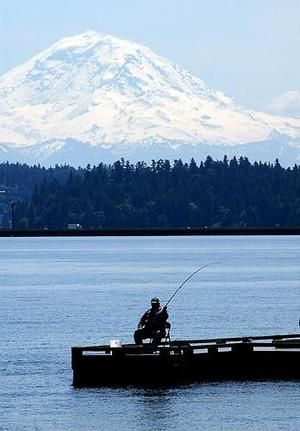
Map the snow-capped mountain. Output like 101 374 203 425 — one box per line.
0 30 299 166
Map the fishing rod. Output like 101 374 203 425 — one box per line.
164 262 219 308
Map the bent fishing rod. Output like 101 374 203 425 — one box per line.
164 262 219 308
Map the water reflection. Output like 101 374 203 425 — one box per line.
126 387 178 430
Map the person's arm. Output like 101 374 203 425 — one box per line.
162 306 169 320
138 311 148 328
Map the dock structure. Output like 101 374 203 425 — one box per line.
71 333 300 387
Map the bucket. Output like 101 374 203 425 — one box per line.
110 339 122 348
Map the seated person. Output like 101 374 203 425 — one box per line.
134 297 170 345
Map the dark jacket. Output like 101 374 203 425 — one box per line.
139 306 169 331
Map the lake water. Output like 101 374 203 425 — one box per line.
0 235 299 430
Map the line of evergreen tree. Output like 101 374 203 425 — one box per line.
7 156 299 229
0 162 74 227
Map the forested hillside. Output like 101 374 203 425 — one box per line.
0 162 74 227
3 157 298 229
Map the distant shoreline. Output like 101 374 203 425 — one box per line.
0 227 299 237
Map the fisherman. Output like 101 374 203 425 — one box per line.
134 297 170 345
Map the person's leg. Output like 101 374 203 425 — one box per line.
152 329 166 345
134 328 153 344
134 329 143 344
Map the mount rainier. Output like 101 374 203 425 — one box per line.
0 30 299 166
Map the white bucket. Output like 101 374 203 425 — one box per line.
110 339 122 348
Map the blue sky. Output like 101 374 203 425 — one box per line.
0 0 299 111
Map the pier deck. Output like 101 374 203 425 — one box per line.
71 333 300 387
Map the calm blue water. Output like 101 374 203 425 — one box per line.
0 235 299 430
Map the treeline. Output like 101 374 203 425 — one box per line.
7 156 300 229
0 162 73 195
0 162 74 227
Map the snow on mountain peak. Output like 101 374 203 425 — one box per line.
0 30 299 158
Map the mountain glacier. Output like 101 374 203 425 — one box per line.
0 30 299 166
